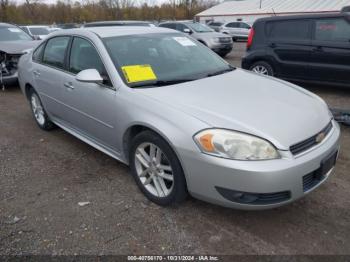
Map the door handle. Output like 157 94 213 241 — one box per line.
269 43 276 48
33 70 40 77
64 82 74 90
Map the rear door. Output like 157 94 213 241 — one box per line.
225 22 240 36
60 36 119 150
31 36 71 121
266 19 312 79
308 17 350 84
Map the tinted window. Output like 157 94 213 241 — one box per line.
159 23 176 29
226 22 239 28
314 18 350 42
239 23 251 29
266 20 310 40
176 23 189 32
209 22 223 26
32 43 45 62
69 37 111 86
42 36 70 69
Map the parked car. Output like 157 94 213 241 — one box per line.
82 20 155 28
0 23 38 87
21 25 51 40
242 12 350 87
57 23 79 29
207 21 224 32
18 27 340 210
158 21 233 57
219 21 251 41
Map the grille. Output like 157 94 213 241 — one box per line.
303 171 325 192
290 122 333 155
219 37 232 43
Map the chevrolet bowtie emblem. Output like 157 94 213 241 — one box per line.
316 132 326 143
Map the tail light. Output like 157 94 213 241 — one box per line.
247 28 255 49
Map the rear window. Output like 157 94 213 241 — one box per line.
314 18 350 42
266 20 310 40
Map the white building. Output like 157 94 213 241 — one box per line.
196 0 350 24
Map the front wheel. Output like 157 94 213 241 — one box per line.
250 61 274 76
129 131 188 206
29 89 55 130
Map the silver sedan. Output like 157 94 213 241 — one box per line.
18 27 340 210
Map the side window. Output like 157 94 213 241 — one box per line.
160 23 176 30
266 20 310 41
176 23 189 32
42 36 70 69
226 22 239 28
69 37 112 87
240 23 251 29
32 43 45 62
314 18 350 42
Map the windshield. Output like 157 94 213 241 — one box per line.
29 27 50 35
103 33 232 87
0 26 33 41
186 23 213 33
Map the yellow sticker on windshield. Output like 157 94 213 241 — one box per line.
121 64 157 83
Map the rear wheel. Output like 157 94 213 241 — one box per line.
29 89 55 130
250 61 274 76
129 131 188 206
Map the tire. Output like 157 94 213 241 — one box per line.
129 130 188 206
249 61 274 76
28 88 55 131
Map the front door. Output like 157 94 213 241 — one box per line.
266 19 313 80
308 17 350 84
60 36 119 151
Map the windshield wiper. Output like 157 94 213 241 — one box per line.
131 79 196 88
207 66 235 77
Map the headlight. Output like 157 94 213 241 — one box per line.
212 37 220 43
194 129 280 160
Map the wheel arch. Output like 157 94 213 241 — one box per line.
24 83 35 100
122 123 183 166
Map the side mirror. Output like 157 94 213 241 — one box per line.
76 69 103 84
33 35 41 40
183 28 192 34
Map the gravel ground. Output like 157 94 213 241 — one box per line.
0 43 350 256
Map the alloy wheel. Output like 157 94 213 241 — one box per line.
134 142 174 198
252 65 269 75
31 93 45 126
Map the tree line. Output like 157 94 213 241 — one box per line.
0 0 218 25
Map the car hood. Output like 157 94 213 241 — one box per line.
137 69 331 150
0 40 39 54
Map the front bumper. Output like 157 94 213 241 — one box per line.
0 72 18 86
210 43 233 54
180 120 341 210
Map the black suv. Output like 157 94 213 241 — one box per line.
242 12 350 87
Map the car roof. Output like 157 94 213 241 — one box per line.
85 20 151 25
26 25 49 28
51 26 176 38
256 12 347 23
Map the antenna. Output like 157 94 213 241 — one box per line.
259 0 262 9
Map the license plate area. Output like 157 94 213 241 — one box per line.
302 150 338 192
319 150 338 176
